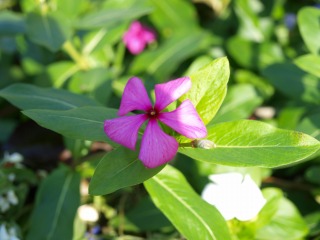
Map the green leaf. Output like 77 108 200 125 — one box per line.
0 83 99 110
227 37 284 69
26 12 71 52
298 7 320 55
208 84 263 125
0 11 26 35
89 147 164 195
294 54 320 78
180 57 230 125
149 0 198 35
297 113 320 140
262 62 320 104
256 196 309 239
144 165 231 240
130 31 211 80
22 106 116 143
26 166 80 240
76 6 153 29
179 120 320 167
46 61 79 88
305 166 320 185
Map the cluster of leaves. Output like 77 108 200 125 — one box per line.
0 0 320 239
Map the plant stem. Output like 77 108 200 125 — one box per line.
63 41 90 70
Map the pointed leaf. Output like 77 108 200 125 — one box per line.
144 165 231 240
294 54 320 78
22 106 116 143
0 83 99 110
298 7 320 55
130 31 211 80
179 120 320 167
26 166 80 240
179 57 230 125
26 12 71 52
89 147 164 195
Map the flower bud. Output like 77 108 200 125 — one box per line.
193 139 216 149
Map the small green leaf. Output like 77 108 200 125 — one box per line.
144 165 231 240
76 6 153 29
227 37 284 69
298 7 320 55
26 166 80 240
22 106 116 143
0 83 99 110
0 11 26 35
262 62 320 104
26 12 71 52
130 31 211 80
89 147 164 195
297 113 320 140
256 195 309 239
46 61 79 88
208 84 263 125
180 57 230 125
294 54 320 78
179 120 320 167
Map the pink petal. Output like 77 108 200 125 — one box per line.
141 27 156 43
139 119 178 168
123 21 142 43
118 77 152 116
126 38 146 54
104 114 148 150
154 77 191 111
158 100 207 139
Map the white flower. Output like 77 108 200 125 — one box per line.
0 196 10 213
3 153 23 164
77 205 99 222
201 172 266 221
0 224 20 240
7 191 18 206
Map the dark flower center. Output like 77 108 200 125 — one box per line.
147 109 159 118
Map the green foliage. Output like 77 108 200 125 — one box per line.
89 147 164 195
26 166 80 240
1 0 320 239
144 165 231 240
180 120 320 167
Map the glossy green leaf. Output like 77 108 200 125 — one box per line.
0 11 26 35
89 147 164 195
26 166 80 240
262 63 320 104
179 120 320 167
180 57 230 125
130 31 211 80
294 54 320 78
298 7 320 55
76 6 152 29
22 106 116 143
0 83 99 110
144 165 231 240
297 113 320 140
26 12 71 52
208 84 263 125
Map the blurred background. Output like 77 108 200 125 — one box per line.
0 0 320 239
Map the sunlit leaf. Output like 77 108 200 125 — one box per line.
144 165 231 240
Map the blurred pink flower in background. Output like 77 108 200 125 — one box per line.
123 21 156 55
104 77 207 168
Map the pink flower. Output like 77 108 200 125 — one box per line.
122 21 156 55
104 77 207 168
